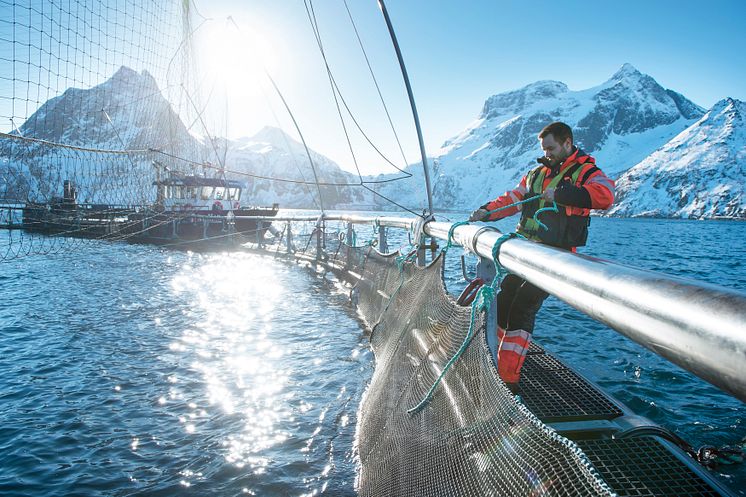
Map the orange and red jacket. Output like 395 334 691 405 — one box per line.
482 148 615 248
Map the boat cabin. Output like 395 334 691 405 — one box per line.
155 176 244 212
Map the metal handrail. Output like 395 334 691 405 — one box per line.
234 213 416 230
245 212 746 402
425 221 746 403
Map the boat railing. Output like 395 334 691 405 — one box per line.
240 211 746 404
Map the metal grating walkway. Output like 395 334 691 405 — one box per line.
519 352 624 422
579 437 722 497
527 340 545 355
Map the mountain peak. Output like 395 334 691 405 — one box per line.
611 63 642 80
703 97 743 125
720 97 743 111
111 65 138 80
250 126 296 145
106 65 158 93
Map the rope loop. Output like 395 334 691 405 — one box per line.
445 220 470 252
532 200 558 231
491 232 524 281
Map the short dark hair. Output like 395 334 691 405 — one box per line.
538 121 573 145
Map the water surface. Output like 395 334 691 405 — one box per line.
1 216 744 495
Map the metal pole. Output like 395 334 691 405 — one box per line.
425 221 746 403
316 217 323 261
377 0 434 216
286 221 293 253
378 224 388 253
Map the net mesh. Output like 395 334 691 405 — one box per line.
0 0 235 260
350 247 616 497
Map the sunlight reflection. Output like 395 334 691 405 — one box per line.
168 253 291 471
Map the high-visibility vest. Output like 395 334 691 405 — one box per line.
518 161 590 248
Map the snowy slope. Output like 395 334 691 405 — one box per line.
608 98 745 219
19 66 196 154
224 127 371 208
373 63 705 212
2 67 369 208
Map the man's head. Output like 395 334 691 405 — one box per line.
538 122 574 167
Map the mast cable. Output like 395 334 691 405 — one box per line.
304 0 365 184
377 0 434 216
343 0 409 168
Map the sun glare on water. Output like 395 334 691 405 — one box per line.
169 253 290 473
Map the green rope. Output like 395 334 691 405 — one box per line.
480 195 557 232
483 195 538 216
532 201 558 231
445 220 470 252
492 232 524 280
407 233 519 414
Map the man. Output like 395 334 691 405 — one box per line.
468 121 615 391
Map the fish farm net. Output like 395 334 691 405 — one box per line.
0 0 208 259
349 246 616 497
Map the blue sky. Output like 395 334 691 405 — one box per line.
1 0 744 175
189 0 745 175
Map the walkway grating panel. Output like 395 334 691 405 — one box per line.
519 353 623 422
527 340 545 355
579 437 720 497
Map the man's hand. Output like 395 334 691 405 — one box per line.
468 208 489 222
542 187 556 202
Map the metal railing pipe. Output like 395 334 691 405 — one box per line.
234 213 417 230
425 221 746 403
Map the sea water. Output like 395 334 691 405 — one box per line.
0 216 744 496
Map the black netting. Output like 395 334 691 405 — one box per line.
0 0 229 260
352 249 616 497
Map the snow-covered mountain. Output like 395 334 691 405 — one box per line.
608 98 745 218
19 66 197 154
5 64 742 218
374 63 707 212
2 66 368 208
2 66 189 205
223 127 370 209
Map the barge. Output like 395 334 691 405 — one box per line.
18 176 280 249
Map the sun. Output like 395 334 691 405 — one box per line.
195 17 279 101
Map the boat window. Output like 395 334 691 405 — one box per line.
200 187 214 200
185 186 196 199
214 187 225 200
228 188 240 200
233 188 241 201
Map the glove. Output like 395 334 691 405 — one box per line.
554 181 592 208
468 208 489 222
541 187 555 202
